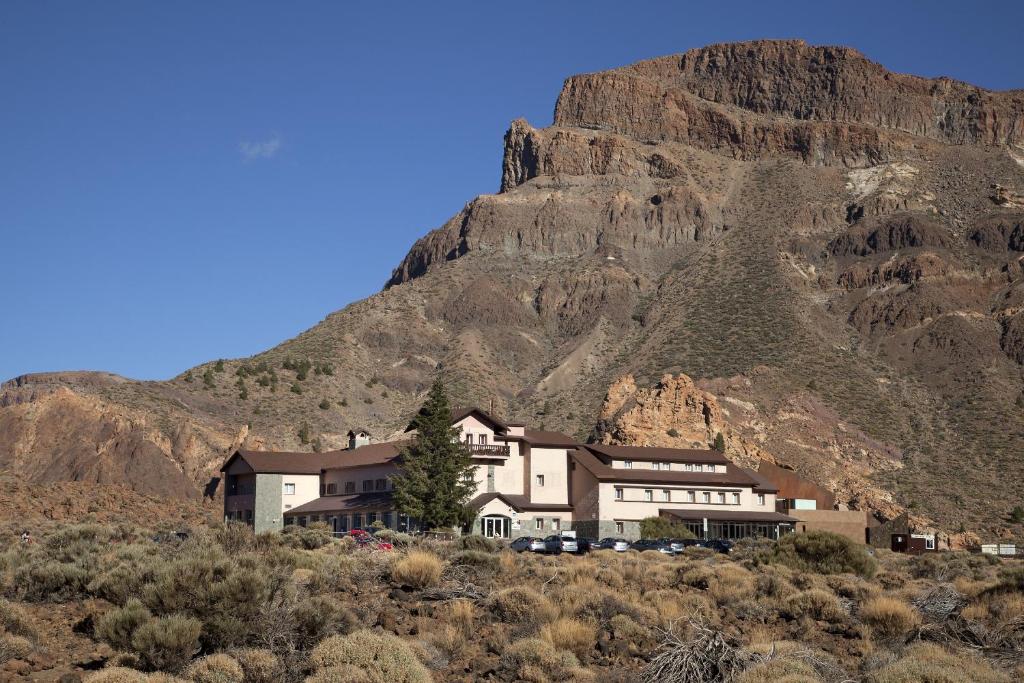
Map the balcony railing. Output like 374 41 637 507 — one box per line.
468 444 510 457
227 486 256 496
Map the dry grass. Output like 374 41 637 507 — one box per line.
442 599 476 637
309 630 431 683
865 642 1009 683
182 653 243 683
539 617 597 659
228 649 280 683
489 587 558 626
859 596 921 640
391 551 443 590
785 589 846 623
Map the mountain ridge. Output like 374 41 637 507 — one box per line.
3 39 1024 540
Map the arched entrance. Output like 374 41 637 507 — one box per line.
480 514 511 539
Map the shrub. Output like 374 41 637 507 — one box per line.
539 617 596 658
14 560 92 602
489 587 558 625
183 654 243 683
638 516 695 540
499 638 580 681
230 649 281 683
763 531 876 578
131 615 201 672
455 534 499 552
214 523 255 555
451 550 499 569
391 551 443 589
865 642 1008 683
96 599 153 652
294 596 358 648
83 668 150 683
443 600 476 637
309 630 431 683
784 589 845 622
0 598 37 640
88 561 157 605
0 632 32 665
736 657 821 683
859 596 920 640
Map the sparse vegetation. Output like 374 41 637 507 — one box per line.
639 516 695 540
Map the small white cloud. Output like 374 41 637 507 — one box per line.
239 135 282 161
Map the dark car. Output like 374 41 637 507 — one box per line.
596 538 630 552
630 539 675 555
575 537 595 554
705 539 734 554
509 536 546 553
543 534 578 554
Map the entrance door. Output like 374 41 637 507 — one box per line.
481 515 511 538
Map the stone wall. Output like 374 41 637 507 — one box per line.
254 473 283 534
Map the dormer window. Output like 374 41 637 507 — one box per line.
479 434 487 446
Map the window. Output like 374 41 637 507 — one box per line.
717 492 726 504
284 504 292 510
535 474 545 487
535 518 544 530
702 492 711 504
382 512 392 529
551 518 560 531
757 493 766 506
614 487 623 500
925 536 936 550
732 493 740 505
644 489 653 502
624 460 633 469
663 463 670 471
325 483 337 495
652 462 660 470
367 512 377 524
662 489 671 502
352 513 362 529
478 434 487 445
685 463 694 471
687 490 696 503
375 478 387 491
284 517 294 526
615 521 624 534
284 483 295 495
362 480 372 492
465 433 473 445
344 481 355 494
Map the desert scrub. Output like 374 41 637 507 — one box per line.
229 649 281 683
0 598 37 640
13 559 93 602
293 595 359 647
489 586 558 625
131 615 202 672
183 653 243 683
858 596 920 640
784 589 846 622
539 617 596 659
441 599 476 637
865 642 1009 683
391 551 443 589
0 632 32 665
83 667 152 682
735 657 821 683
308 630 431 683
96 599 153 652
761 531 876 578
455 534 500 552
450 549 499 569
499 637 583 682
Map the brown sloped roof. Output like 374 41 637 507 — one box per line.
470 492 574 512
571 448 761 488
659 508 797 523
405 406 508 433
325 440 409 469
583 443 729 464
221 449 349 474
522 429 578 446
284 492 394 515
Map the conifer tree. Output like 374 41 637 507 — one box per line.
392 377 476 530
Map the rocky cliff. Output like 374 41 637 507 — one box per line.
3 40 1024 539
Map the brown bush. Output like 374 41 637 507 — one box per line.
183 653 243 683
499 637 583 682
736 657 821 683
859 596 920 640
539 617 596 659
390 551 443 589
309 630 431 683
83 668 150 683
489 587 558 625
230 649 281 683
0 598 37 640
131 615 201 672
96 599 153 652
865 642 1008 683
0 632 32 665
784 589 845 622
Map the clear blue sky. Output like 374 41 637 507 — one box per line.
2 1 1022 381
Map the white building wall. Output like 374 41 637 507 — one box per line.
323 464 400 494
596 482 776 521
529 447 570 505
280 474 321 513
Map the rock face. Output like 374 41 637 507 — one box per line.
3 40 1024 538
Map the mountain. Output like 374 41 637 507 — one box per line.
3 40 1023 537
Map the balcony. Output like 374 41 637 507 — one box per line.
468 444 510 458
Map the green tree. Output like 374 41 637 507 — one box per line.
214 359 225 373
639 516 695 540
1010 506 1024 524
318 399 330 410
713 432 725 452
392 377 476 530
202 368 215 389
298 422 311 445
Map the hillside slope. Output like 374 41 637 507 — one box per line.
3 40 1023 537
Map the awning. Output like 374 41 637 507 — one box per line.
659 508 797 523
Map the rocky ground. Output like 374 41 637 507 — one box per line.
2 39 1024 541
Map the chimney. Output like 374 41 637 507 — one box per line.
347 429 371 449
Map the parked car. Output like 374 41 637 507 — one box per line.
630 539 676 555
575 537 595 554
509 536 546 553
543 534 578 554
661 538 694 553
705 539 734 554
596 537 630 552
